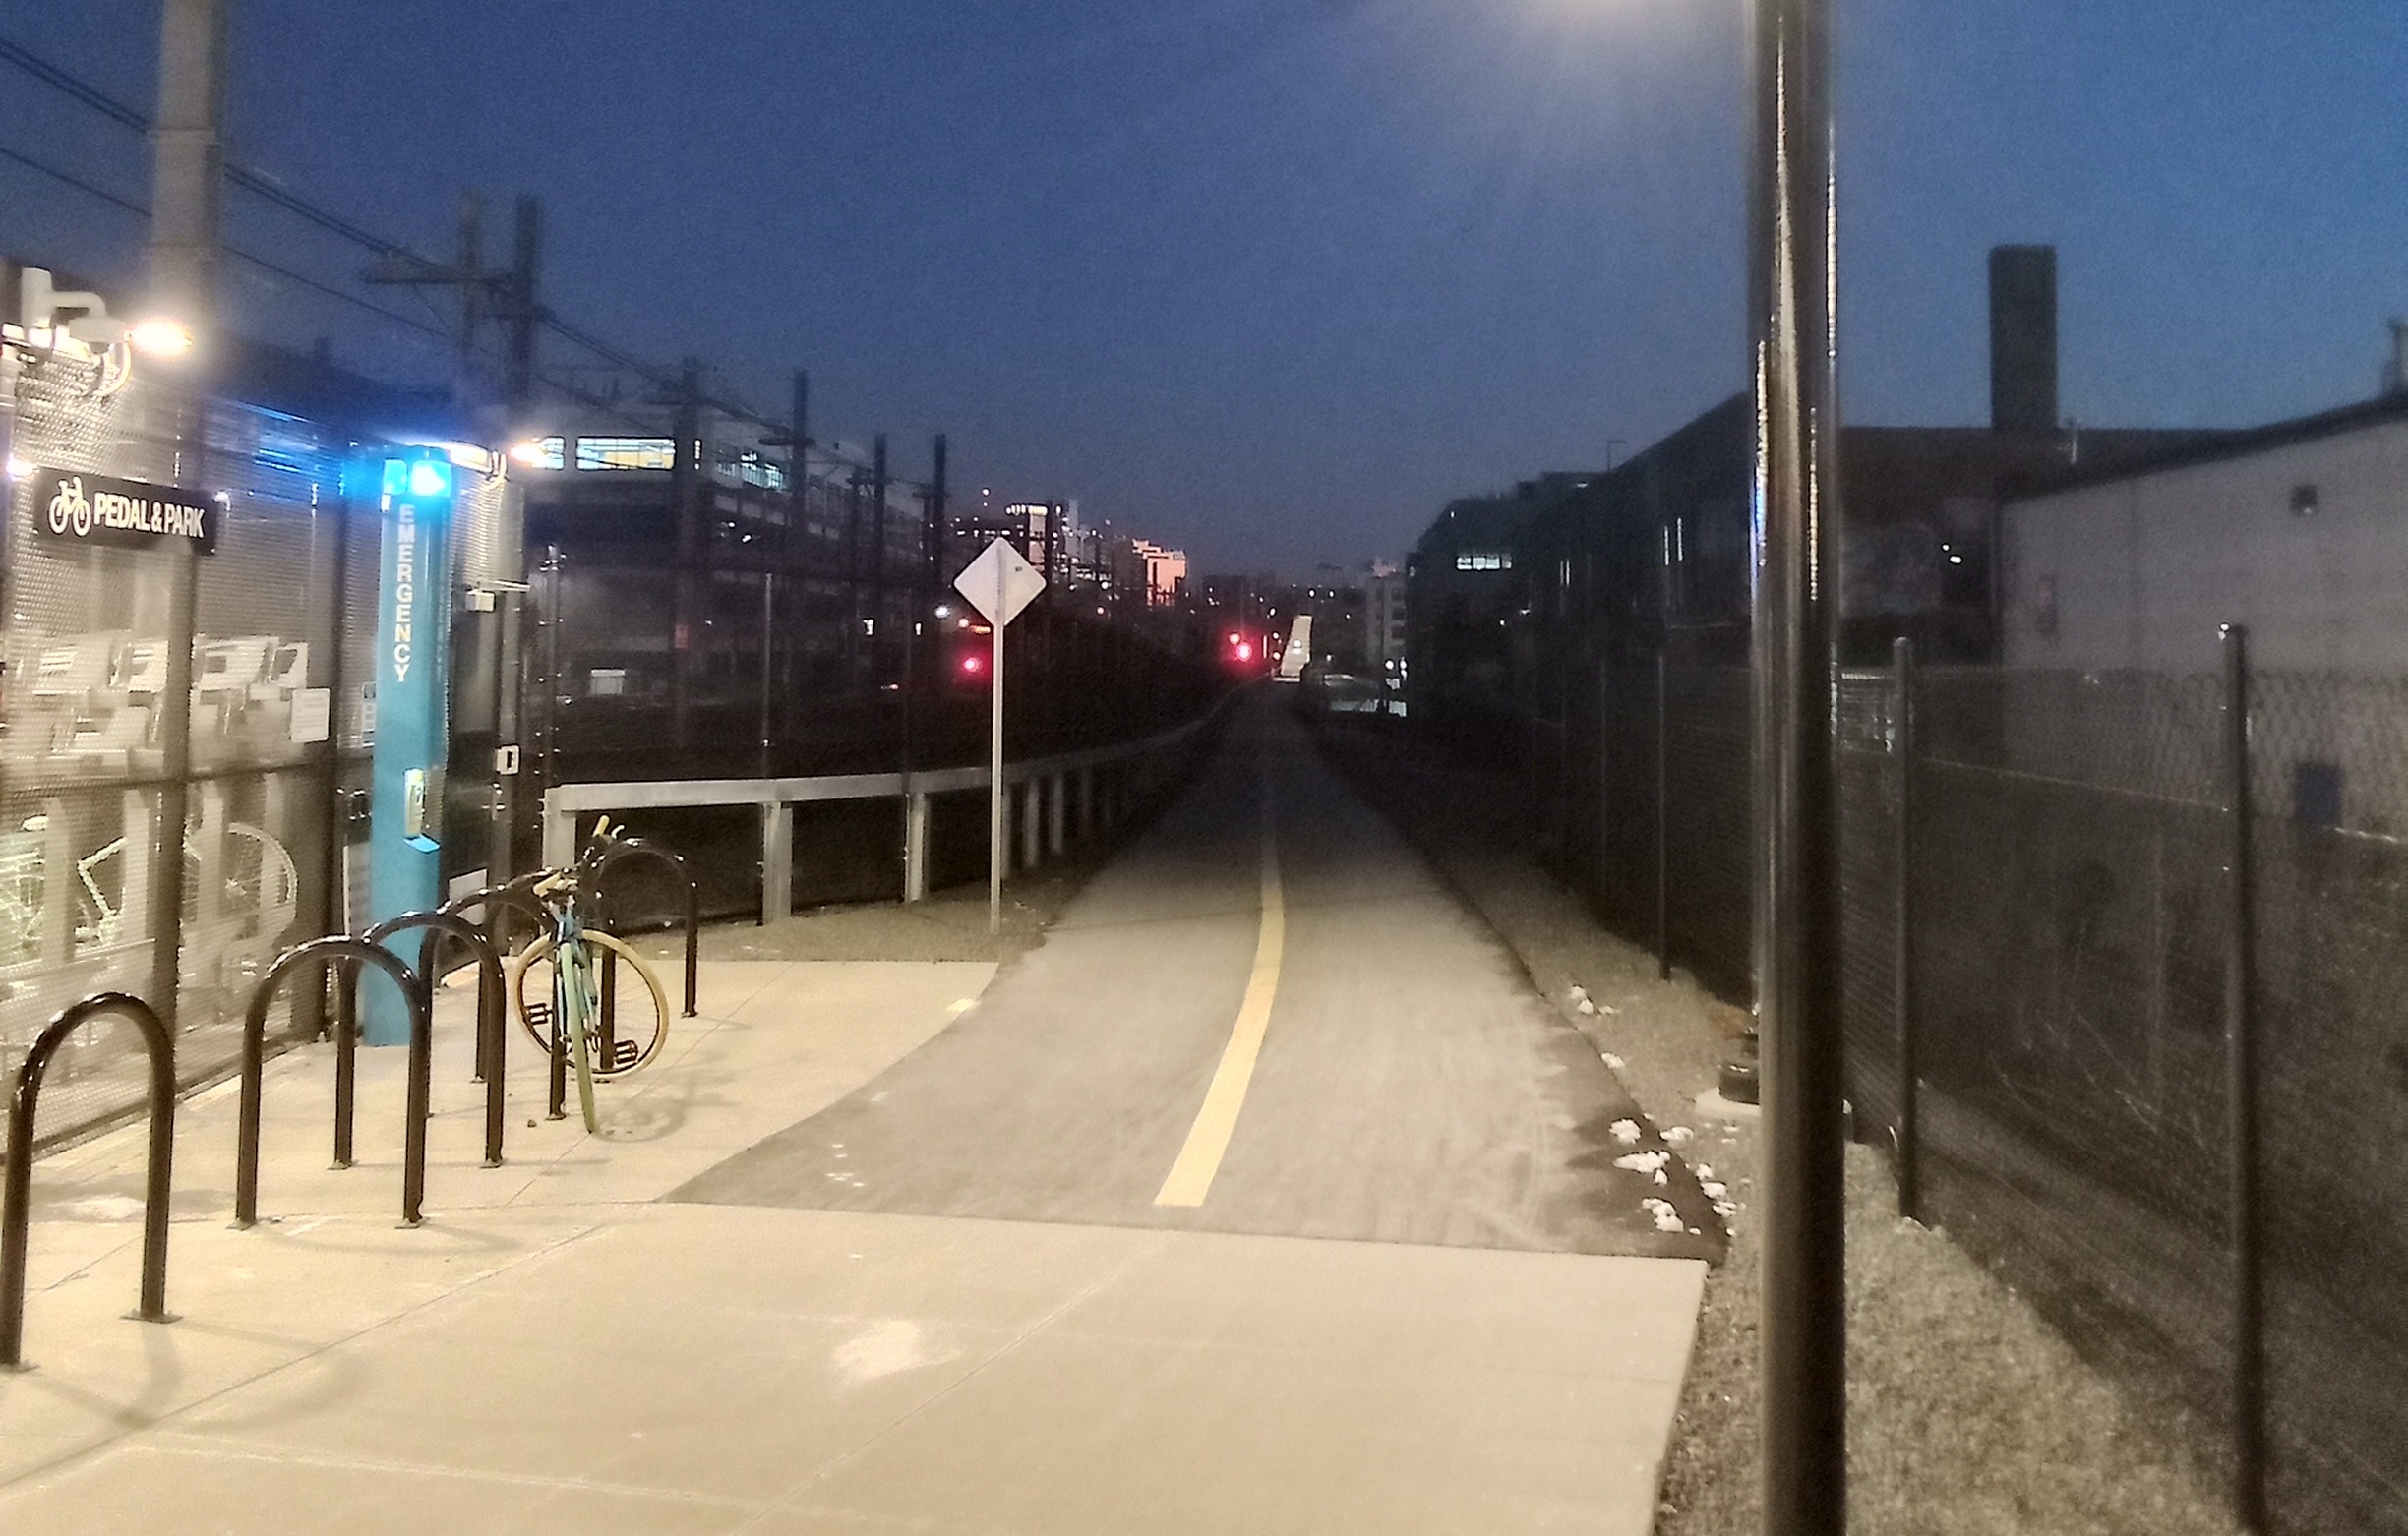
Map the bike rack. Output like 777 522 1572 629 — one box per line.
593 838 700 1018
445 877 577 1122
339 911 507 1169
1 993 177 1370
238 938 429 1228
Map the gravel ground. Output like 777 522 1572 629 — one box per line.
1307 712 2242 1536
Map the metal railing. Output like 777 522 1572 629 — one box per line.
540 708 1223 923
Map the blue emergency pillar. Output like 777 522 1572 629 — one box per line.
365 450 455 1044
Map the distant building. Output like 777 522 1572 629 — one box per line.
1365 570 1408 680
1407 473 1594 742
2002 393 2408 674
1132 540 1188 608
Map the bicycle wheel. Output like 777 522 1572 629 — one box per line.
511 930 674 1078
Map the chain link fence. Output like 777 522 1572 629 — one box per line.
1840 655 2408 1535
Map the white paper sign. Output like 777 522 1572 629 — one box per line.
954 539 1046 628
289 687 332 744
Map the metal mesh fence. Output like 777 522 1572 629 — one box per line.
1663 665 1750 998
2 370 352 1159
1838 658 2408 1534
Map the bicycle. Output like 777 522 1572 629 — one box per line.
512 818 674 1132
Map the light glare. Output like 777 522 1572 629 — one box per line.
128 318 193 357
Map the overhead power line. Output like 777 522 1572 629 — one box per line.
0 32 443 269
0 135 450 339
0 32 793 437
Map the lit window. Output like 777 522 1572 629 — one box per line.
1455 552 1511 572
574 437 677 471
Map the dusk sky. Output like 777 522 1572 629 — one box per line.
5 1 2404 574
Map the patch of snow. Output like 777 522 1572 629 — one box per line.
1614 1151 1671 1176
1642 1197 1684 1233
57 1195 145 1222
1661 1126 1694 1147
832 1320 959 1385
1577 999 1597 1015
1702 1181 1728 1200
1601 1052 1626 1071
1608 1118 1643 1145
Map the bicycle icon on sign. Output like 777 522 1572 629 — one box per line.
46 476 93 538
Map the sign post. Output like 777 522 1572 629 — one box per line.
953 539 1046 933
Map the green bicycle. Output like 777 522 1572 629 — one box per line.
514 819 673 1132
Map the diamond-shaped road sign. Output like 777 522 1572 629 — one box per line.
954 538 1046 628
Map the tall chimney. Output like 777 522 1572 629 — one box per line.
1989 245 2058 433
148 0 230 339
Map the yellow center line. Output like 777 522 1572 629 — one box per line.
1154 785 1283 1208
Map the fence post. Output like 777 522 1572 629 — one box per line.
1893 637 1919 1220
760 801 794 924
1020 779 1043 869
2221 622 2266 1532
1597 665 1614 905
1048 775 1067 857
1656 647 1672 982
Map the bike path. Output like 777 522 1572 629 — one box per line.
674 698 1721 1260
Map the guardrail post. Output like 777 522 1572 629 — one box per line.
1048 775 1067 857
761 800 794 924
903 793 932 903
1020 779 1043 869
2 993 179 1370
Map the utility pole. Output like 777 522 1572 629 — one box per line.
752 368 812 779
1749 0 1846 1531
930 433 949 589
843 466 865 683
503 196 542 416
148 0 228 338
368 191 545 427
669 357 704 753
872 433 890 687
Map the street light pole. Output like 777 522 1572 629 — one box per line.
1748 0 1846 1532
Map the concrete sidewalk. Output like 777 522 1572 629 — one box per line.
1 954 1705 1535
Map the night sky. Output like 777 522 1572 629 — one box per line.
5 1 2403 573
